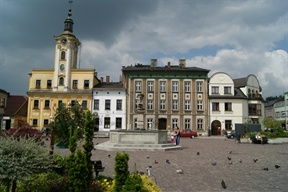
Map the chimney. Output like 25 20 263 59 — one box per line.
167 62 171 68
101 77 104 83
106 76 110 84
179 59 186 68
151 59 157 67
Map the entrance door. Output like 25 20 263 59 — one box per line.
211 120 221 135
5 119 11 130
158 118 167 130
94 118 99 132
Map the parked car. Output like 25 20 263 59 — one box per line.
227 130 236 139
180 129 198 138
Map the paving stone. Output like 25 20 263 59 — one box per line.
53 136 288 192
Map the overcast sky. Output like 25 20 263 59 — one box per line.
0 0 287 99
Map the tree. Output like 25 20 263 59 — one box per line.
0 136 53 192
83 111 95 183
114 152 129 192
53 103 85 147
262 117 282 130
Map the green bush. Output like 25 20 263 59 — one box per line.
17 172 65 192
122 172 143 192
114 152 129 192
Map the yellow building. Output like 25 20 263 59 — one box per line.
27 6 99 129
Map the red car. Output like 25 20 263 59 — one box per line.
180 129 198 138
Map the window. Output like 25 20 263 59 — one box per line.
172 81 178 92
160 81 166 92
197 100 203 111
172 100 178 110
0 98 5 108
82 100 88 109
248 104 261 116
197 119 203 130
34 100 39 109
197 81 203 92
116 118 122 129
147 100 153 110
105 100 110 110
32 119 38 127
47 80 52 88
172 119 178 129
71 100 77 106
44 100 50 109
212 102 219 111
61 51 66 60
135 81 141 92
147 118 153 130
225 120 232 130
73 80 78 89
184 100 190 110
211 86 219 94
224 86 232 94
225 102 232 111
43 119 49 126
134 118 138 129
185 119 191 129
84 80 89 88
58 100 63 107
160 100 166 110
147 81 154 92
184 82 190 92
59 77 64 85
104 117 110 129
94 99 99 110
116 100 122 110
36 80 41 88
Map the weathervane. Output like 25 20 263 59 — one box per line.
69 0 73 8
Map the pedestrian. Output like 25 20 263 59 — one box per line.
175 126 181 145
222 128 228 140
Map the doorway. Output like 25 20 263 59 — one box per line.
158 118 167 130
211 120 221 135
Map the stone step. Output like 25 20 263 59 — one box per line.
94 131 109 138
95 141 182 151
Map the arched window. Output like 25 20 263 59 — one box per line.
61 51 66 60
59 77 64 85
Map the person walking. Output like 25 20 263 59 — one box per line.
175 126 181 145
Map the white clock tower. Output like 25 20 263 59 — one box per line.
53 1 80 92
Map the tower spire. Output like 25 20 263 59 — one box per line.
64 1 74 32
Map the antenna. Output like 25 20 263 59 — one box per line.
69 0 73 9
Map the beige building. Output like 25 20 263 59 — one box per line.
27 7 99 129
121 59 210 134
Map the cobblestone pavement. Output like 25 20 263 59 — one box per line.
53 137 288 192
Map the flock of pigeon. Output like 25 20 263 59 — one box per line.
105 150 281 190
211 150 281 189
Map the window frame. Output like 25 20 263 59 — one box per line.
147 81 154 92
197 81 203 92
172 81 178 92
160 81 166 92
211 86 219 94
105 99 111 110
116 99 122 110
184 81 190 92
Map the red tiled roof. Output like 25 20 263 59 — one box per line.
5 95 28 116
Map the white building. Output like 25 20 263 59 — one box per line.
92 77 126 132
273 92 288 129
208 72 264 135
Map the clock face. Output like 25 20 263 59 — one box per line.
60 64 65 71
61 39 67 44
